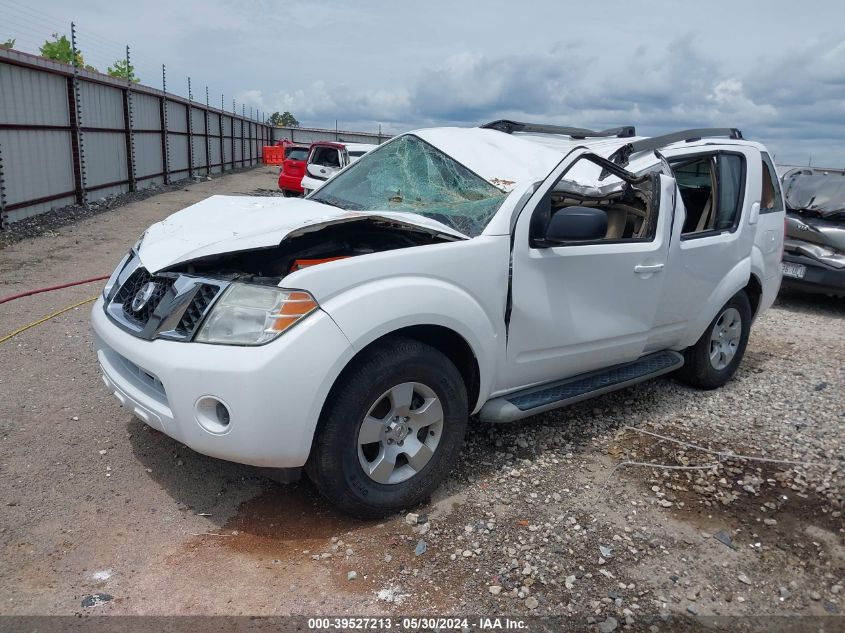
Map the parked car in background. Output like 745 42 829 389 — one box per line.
277 144 311 197
780 167 845 296
300 142 377 195
93 121 783 517
345 143 375 163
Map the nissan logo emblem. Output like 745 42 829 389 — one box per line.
131 281 158 312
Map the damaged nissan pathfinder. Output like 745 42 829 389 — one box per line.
92 121 784 517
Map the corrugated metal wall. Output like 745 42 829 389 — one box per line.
0 62 76 220
0 48 271 227
271 125 388 146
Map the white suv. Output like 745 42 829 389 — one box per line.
92 121 784 517
300 141 376 195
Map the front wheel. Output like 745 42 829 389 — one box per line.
306 336 468 518
677 290 752 390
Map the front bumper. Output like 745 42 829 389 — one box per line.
91 297 353 467
781 253 845 296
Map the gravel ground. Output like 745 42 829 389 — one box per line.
0 168 260 250
0 168 842 626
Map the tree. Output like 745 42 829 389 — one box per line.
269 111 299 127
1 38 15 50
40 33 82 65
107 58 139 83
38 33 99 71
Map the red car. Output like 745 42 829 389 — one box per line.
277 143 310 196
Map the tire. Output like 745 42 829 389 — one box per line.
282 189 293 197
677 290 752 390
306 336 469 518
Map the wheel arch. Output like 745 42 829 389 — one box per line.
745 272 763 318
319 324 481 424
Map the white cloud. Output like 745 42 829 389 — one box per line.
16 0 845 165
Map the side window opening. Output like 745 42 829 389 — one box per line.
312 147 341 168
671 152 745 236
530 153 659 246
548 189 654 240
760 153 784 213
715 154 743 230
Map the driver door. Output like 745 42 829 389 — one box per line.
501 152 677 391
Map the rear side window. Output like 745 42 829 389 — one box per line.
671 152 746 237
760 153 784 213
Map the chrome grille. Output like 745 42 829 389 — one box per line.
176 283 218 335
104 255 228 341
116 269 176 329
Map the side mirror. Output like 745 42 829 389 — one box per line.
307 163 330 179
543 206 607 243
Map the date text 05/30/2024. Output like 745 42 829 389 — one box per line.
307 617 528 630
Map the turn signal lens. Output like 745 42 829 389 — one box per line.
267 291 319 332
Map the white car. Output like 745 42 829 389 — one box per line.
92 120 784 517
300 141 376 195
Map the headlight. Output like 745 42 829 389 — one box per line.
103 252 131 299
195 283 318 346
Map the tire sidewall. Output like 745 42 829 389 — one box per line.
688 291 752 388
311 339 468 515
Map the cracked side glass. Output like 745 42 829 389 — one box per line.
310 134 508 237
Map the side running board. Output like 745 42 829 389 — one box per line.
479 350 684 423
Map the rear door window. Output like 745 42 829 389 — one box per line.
670 152 746 236
715 154 743 230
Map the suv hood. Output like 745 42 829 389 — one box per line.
138 195 468 273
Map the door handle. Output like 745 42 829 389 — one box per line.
634 263 664 274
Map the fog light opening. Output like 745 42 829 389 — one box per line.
215 401 230 426
195 396 232 434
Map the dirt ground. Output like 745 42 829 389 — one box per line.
0 167 842 626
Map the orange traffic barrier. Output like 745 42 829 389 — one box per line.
262 146 285 165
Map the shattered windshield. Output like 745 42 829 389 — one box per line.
310 134 508 237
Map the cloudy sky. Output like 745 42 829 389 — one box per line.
4 0 845 166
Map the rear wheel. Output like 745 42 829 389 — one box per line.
677 290 752 389
306 337 468 518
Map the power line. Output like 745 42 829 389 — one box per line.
0 3 262 117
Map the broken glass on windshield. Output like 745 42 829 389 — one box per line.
310 134 507 237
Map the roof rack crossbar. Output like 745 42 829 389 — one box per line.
609 128 743 167
481 119 636 139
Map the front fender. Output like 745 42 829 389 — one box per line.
320 276 501 413
682 257 750 347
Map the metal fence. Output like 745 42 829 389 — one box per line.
0 47 271 227
271 125 390 146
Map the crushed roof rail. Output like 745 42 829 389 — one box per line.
480 119 636 139
608 128 743 167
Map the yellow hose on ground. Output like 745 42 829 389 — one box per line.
0 296 97 345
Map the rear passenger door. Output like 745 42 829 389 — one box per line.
648 145 761 350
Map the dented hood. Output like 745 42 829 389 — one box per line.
138 195 467 273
